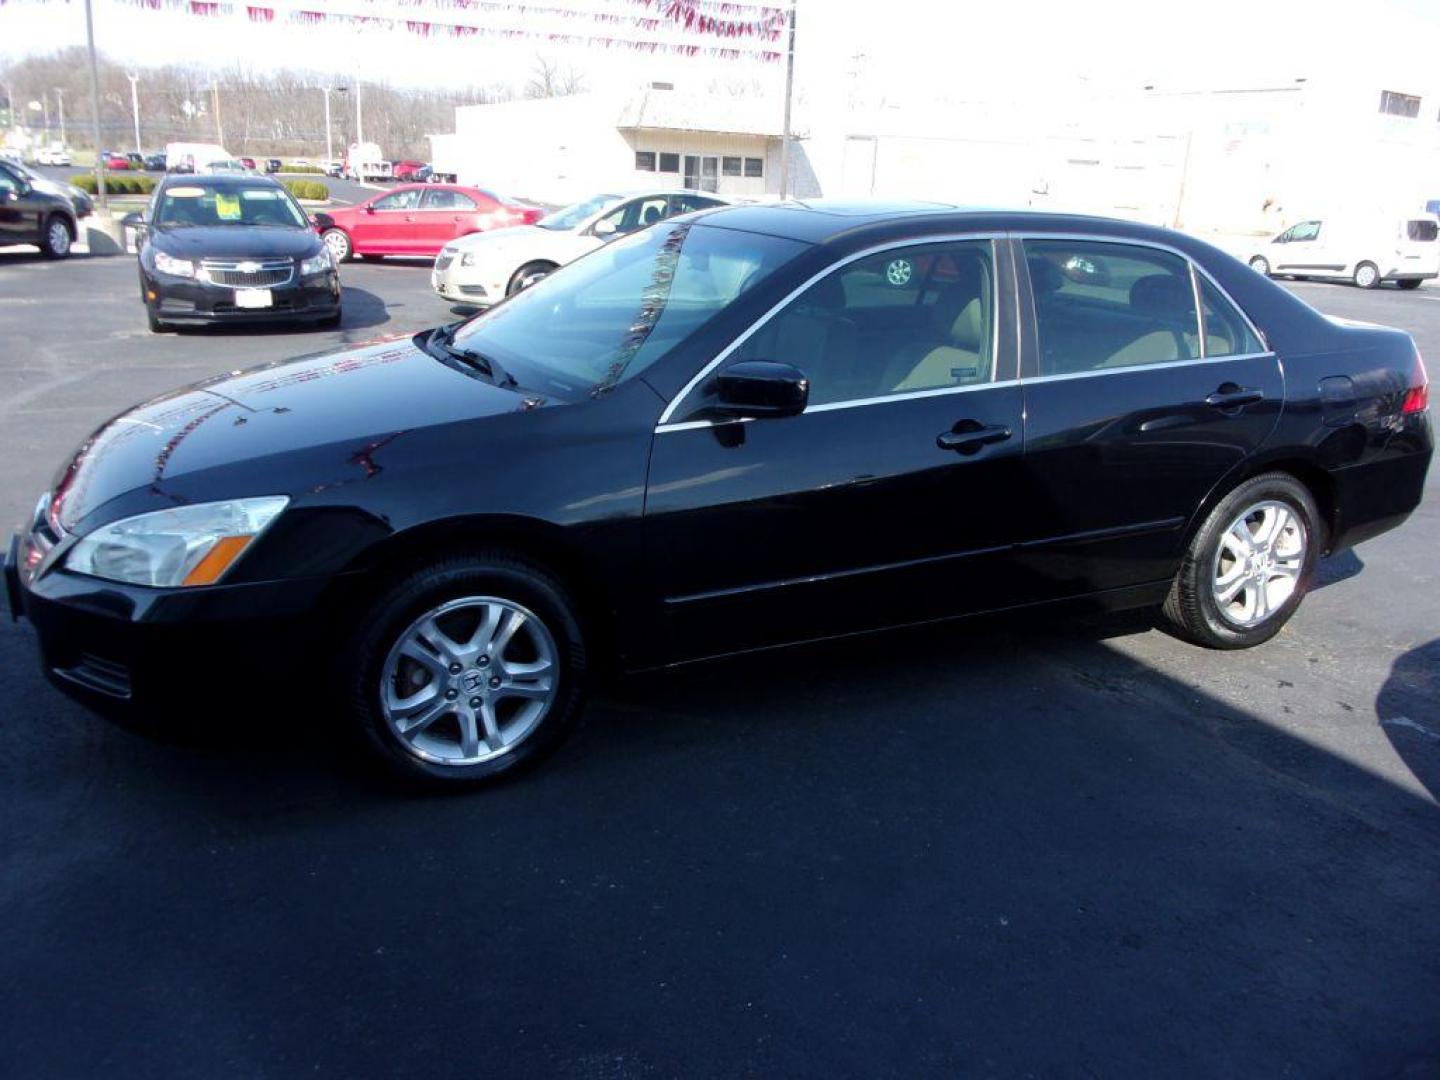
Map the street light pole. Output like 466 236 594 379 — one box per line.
778 0 797 199
355 78 363 147
322 86 333 164
127 73 141 154
211 79 224 146
83 0 108 209
41 93 51 144
55 89 66 146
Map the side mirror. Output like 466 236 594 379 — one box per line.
364 204 376 215
120 211 143 228
592 218 618 238
311 212 334 230
714 361 809 419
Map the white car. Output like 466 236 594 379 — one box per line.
431 190 730 306
35 145 72 166
1247 215 1439 289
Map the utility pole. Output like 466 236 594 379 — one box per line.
126 73 141 154
778 0 797 200
83 0 107 209
355 78 363 147
41 93 51 144
55 88 66 146
322 86 334 164
211 79 224 147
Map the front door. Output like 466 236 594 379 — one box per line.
1015 237 1283 596
645 238 1027 662
354 187 424 254
0 166 37 245
1270 220 1334 275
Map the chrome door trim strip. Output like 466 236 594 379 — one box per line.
1019 351 1275 386
655 232 1004 428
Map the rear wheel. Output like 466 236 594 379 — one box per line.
507 260 558 296
39 215 72 259
321 228 352 263
1162 472 1320 649
1397 278 1423 290
1353 261 1381 289
343 554 589 787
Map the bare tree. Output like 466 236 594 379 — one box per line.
524 55 585 100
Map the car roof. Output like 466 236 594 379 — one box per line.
690 200 1191 248
163 172 282 186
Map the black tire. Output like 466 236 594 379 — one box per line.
321 228 352 263
507 260 558 297
1248 256 1270 276
1353 261 1381 289
1398 278 1423 290
1162 472 1321 650
146 306 172 333
342 553 589 787
39 214 73 259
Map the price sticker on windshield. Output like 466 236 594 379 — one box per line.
215 193 242 220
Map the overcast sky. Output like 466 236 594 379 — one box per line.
3 0 1438 103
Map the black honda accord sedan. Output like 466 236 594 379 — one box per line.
6 204 1432 786
130 173 341 332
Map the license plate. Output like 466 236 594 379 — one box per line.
235 289 273 309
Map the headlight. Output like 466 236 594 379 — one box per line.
460 251 481 267
300 251 333 276
154 251 194 278
66 496 288 588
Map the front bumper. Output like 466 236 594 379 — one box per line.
8 529 352 717
431 258 501 306
144 269 341 325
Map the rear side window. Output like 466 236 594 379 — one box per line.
421 189 477 211
1198 276 1265 358
1406 219 1438 242
1025 240 1199 376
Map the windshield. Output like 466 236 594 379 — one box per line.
450 222 808 400
154 183 308 228
535 194 621 232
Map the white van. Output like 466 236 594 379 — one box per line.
164 142 230 174
1247 216 1439 289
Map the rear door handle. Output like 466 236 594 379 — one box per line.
1204 384 1264 410
937 422 1012 454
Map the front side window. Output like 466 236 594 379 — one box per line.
536 193 620 232
596 196 669 237
0 167 19 195
421 189 478 211
450 223 806 401
371 189 422 211
1198 276 1264 358
671 194 724 215
724 241 995 407
1025 240 1199 376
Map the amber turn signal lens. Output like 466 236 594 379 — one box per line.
181 535 253 586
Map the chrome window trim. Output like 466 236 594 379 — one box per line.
1020 350 1274 386
1190 261 1209 358
654 232 1004 429
1012 230 1269 353
803 377 1021 414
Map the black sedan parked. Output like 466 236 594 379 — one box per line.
129 173 341 332
6 204 1432 786
0 159 77 257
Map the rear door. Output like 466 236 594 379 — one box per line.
417 187 482 252
646 237 1028 662
1399 217 1439 275
1014 236 1282 596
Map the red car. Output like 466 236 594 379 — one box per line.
102 151 130 170
391 159 428 181
315 184 543 262
239 156 258 171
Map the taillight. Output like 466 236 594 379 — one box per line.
1403 347 1430 414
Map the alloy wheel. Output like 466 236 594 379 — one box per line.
379 596 558 766
1211 500 1306 628
48 220 70 256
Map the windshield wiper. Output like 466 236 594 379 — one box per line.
428 324 518 389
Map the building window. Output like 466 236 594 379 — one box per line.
722 156 742 177
659 152 679 173
744 157 763 178
1380 90 1421 118
635 151 657 171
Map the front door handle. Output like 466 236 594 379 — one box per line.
937 421 1012 455
1204 384 1265 410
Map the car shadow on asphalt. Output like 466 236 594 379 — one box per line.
1378 637 1440 802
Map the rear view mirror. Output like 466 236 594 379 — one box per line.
715 361 809 419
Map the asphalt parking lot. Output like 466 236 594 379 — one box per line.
1 248 1438 1077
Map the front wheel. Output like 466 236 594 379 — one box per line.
507 260 557 296
321 228 352 263
1162 472 1320 649
343 554 589 787
1353 261 1381 289
1248 256 1270 276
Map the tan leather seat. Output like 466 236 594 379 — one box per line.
890 264 990 392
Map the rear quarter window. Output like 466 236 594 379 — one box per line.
1406 219 1438 242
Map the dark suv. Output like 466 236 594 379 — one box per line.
0 161 77 258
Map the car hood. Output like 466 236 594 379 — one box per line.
149 225 323 259
51 335 549 532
